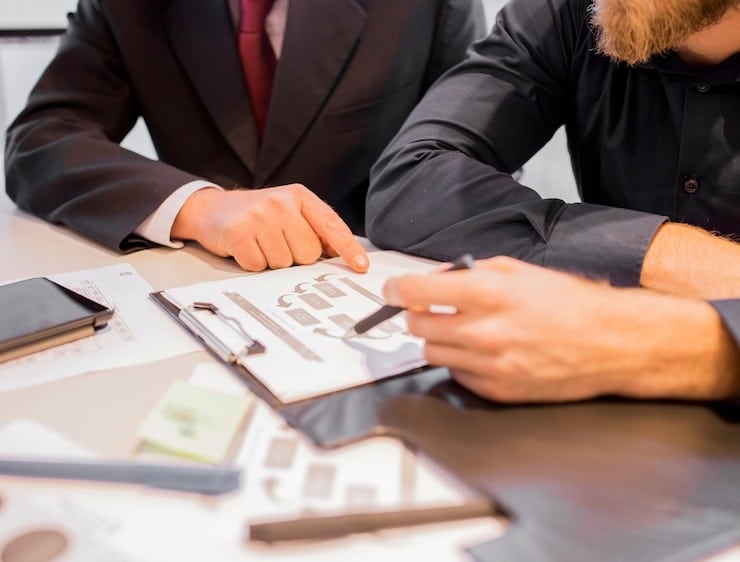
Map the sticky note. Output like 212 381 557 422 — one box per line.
138 380 253 463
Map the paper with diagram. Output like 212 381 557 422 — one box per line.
157 251 439 403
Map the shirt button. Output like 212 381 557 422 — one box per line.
696 81 710 93
684 178 700 194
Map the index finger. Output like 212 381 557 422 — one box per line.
301 195 369 273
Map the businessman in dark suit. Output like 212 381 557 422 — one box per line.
4 0 485 272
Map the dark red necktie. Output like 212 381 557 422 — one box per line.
238 0 276 138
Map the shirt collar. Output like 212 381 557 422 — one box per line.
639 50 740 83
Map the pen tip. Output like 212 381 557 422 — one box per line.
342 329 358 341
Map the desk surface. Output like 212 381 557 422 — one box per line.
1 190 740 562
0 191 509 561
0 190 249 455
1 189 739 561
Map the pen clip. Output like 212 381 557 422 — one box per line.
179 301 265 363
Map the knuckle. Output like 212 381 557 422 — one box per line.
475 284 505 310
323 210 349 233
293 243 322 265
404 314 421 335
230 239 266 271
255 190 289 213
488 255 520 271
286 183 310 199
468 331 493 351
218 222 242 255
269 195 293 214
267 252 294 270
465 320 507 352
490 255 517 266
249 200 272 221
221 219 241 238
236 253 267 272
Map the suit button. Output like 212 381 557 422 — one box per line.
696 81 710 93
684 179 700 194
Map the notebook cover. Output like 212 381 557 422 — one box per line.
0 277 113 359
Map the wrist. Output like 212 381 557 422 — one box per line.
171 187 222 242
676 301 740 400
618 293 740 400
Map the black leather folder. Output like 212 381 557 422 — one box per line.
0 277 113 363
281 370 740 562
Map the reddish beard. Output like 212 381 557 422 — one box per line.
590 0 738 65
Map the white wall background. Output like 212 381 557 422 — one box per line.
0 0 578 202
0 0 77 29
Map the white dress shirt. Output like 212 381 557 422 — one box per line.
135 0 289 248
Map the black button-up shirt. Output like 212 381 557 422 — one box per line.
366 0 740 348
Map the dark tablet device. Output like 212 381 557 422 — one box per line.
0 277 114 363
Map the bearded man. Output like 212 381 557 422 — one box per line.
365 0 740 402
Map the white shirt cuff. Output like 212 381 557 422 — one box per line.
135 180 222 248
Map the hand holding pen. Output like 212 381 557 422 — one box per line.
343 254 474 339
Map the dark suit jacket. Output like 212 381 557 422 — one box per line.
4 0 484 251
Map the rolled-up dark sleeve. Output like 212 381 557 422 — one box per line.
710 299 740 401
366 0 667 286
711 300 740 350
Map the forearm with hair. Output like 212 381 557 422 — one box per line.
640 223 740 299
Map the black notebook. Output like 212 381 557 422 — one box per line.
0 277 114 363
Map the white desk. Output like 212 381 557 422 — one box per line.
0 190 507 561
2 190 739 562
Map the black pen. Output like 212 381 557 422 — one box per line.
343 254 474 340
248 499 496 542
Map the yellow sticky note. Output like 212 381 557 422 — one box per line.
138 380 252 464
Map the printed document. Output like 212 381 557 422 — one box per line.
161 251 438 402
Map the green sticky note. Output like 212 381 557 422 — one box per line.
138 380 252 464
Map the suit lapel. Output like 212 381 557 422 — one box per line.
166 0 259 175
257 0 366 182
